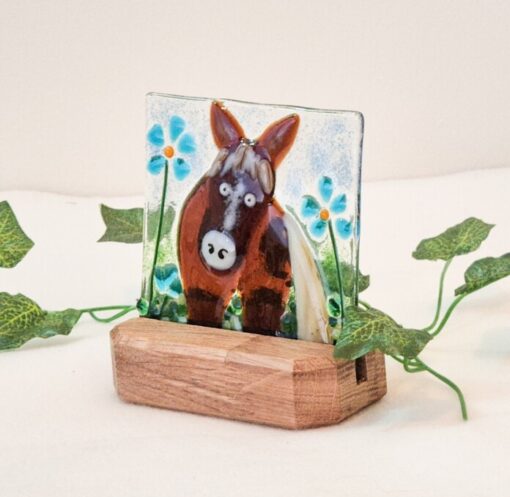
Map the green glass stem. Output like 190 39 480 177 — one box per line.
328 219 345 323
430 293 466 337
422 258 452 332
147 162 169 306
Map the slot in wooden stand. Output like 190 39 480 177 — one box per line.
111 318 387 429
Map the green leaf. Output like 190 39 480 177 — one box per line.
279 311 297 339
0 201 34 268
322 250 370 295
334 306 432 360
0 292 45 350
327 294 341 317
33 309 82 338
136 298 149 316
227 293 243 316
413 217 494 261
98 204 176 244
147 206 176 241
98 205 144 243
342 262 370 295
0 294 82 350
455 253 510 296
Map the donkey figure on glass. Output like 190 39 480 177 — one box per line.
178 101 329 342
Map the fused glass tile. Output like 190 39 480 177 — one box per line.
141 94 364 343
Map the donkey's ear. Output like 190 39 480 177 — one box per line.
257 114 300 168
210 101 245 149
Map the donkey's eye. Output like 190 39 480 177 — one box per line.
219 182 231 197
244 193 256 208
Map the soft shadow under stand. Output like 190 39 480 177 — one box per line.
110 318 387 429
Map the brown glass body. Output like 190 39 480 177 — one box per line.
177 101 299 336
178 172 291 334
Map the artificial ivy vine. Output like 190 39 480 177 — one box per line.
1 200 509 420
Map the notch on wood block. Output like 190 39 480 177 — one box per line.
111 318 387 429
355 356 368 384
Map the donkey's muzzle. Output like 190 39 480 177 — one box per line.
200 230 237 271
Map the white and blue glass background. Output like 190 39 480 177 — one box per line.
142 94 363 307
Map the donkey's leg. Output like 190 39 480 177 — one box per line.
185 286 232 328
239 215 292 335
178 182 238 329
241 286 290 335
181 253 238 328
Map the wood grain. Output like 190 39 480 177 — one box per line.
111 318 387 429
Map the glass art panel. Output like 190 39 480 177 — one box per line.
141 94 364 343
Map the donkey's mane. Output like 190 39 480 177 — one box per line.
206 142 274 195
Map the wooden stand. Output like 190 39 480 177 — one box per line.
110 318 387 429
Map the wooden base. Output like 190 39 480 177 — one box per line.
110 318 387 429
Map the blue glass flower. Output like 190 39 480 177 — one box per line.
147 116 196 180
154 264 183 298
300 176 352 240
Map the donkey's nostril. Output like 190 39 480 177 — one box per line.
200 230 236 271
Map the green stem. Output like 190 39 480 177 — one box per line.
414 357 468 421
79 305 132 314
390 354 405 364
358 299 371 309
430 293 466 337
423 259 452 332
147 162 169 306
391 355 423 372
391 355 468 420
328 219 345 323
403 357 424 373
78 305 136 323
88 306 136 323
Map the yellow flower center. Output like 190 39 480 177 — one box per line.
163 146 175 158
320 208 330 221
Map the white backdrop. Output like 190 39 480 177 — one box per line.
1 0 509 195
